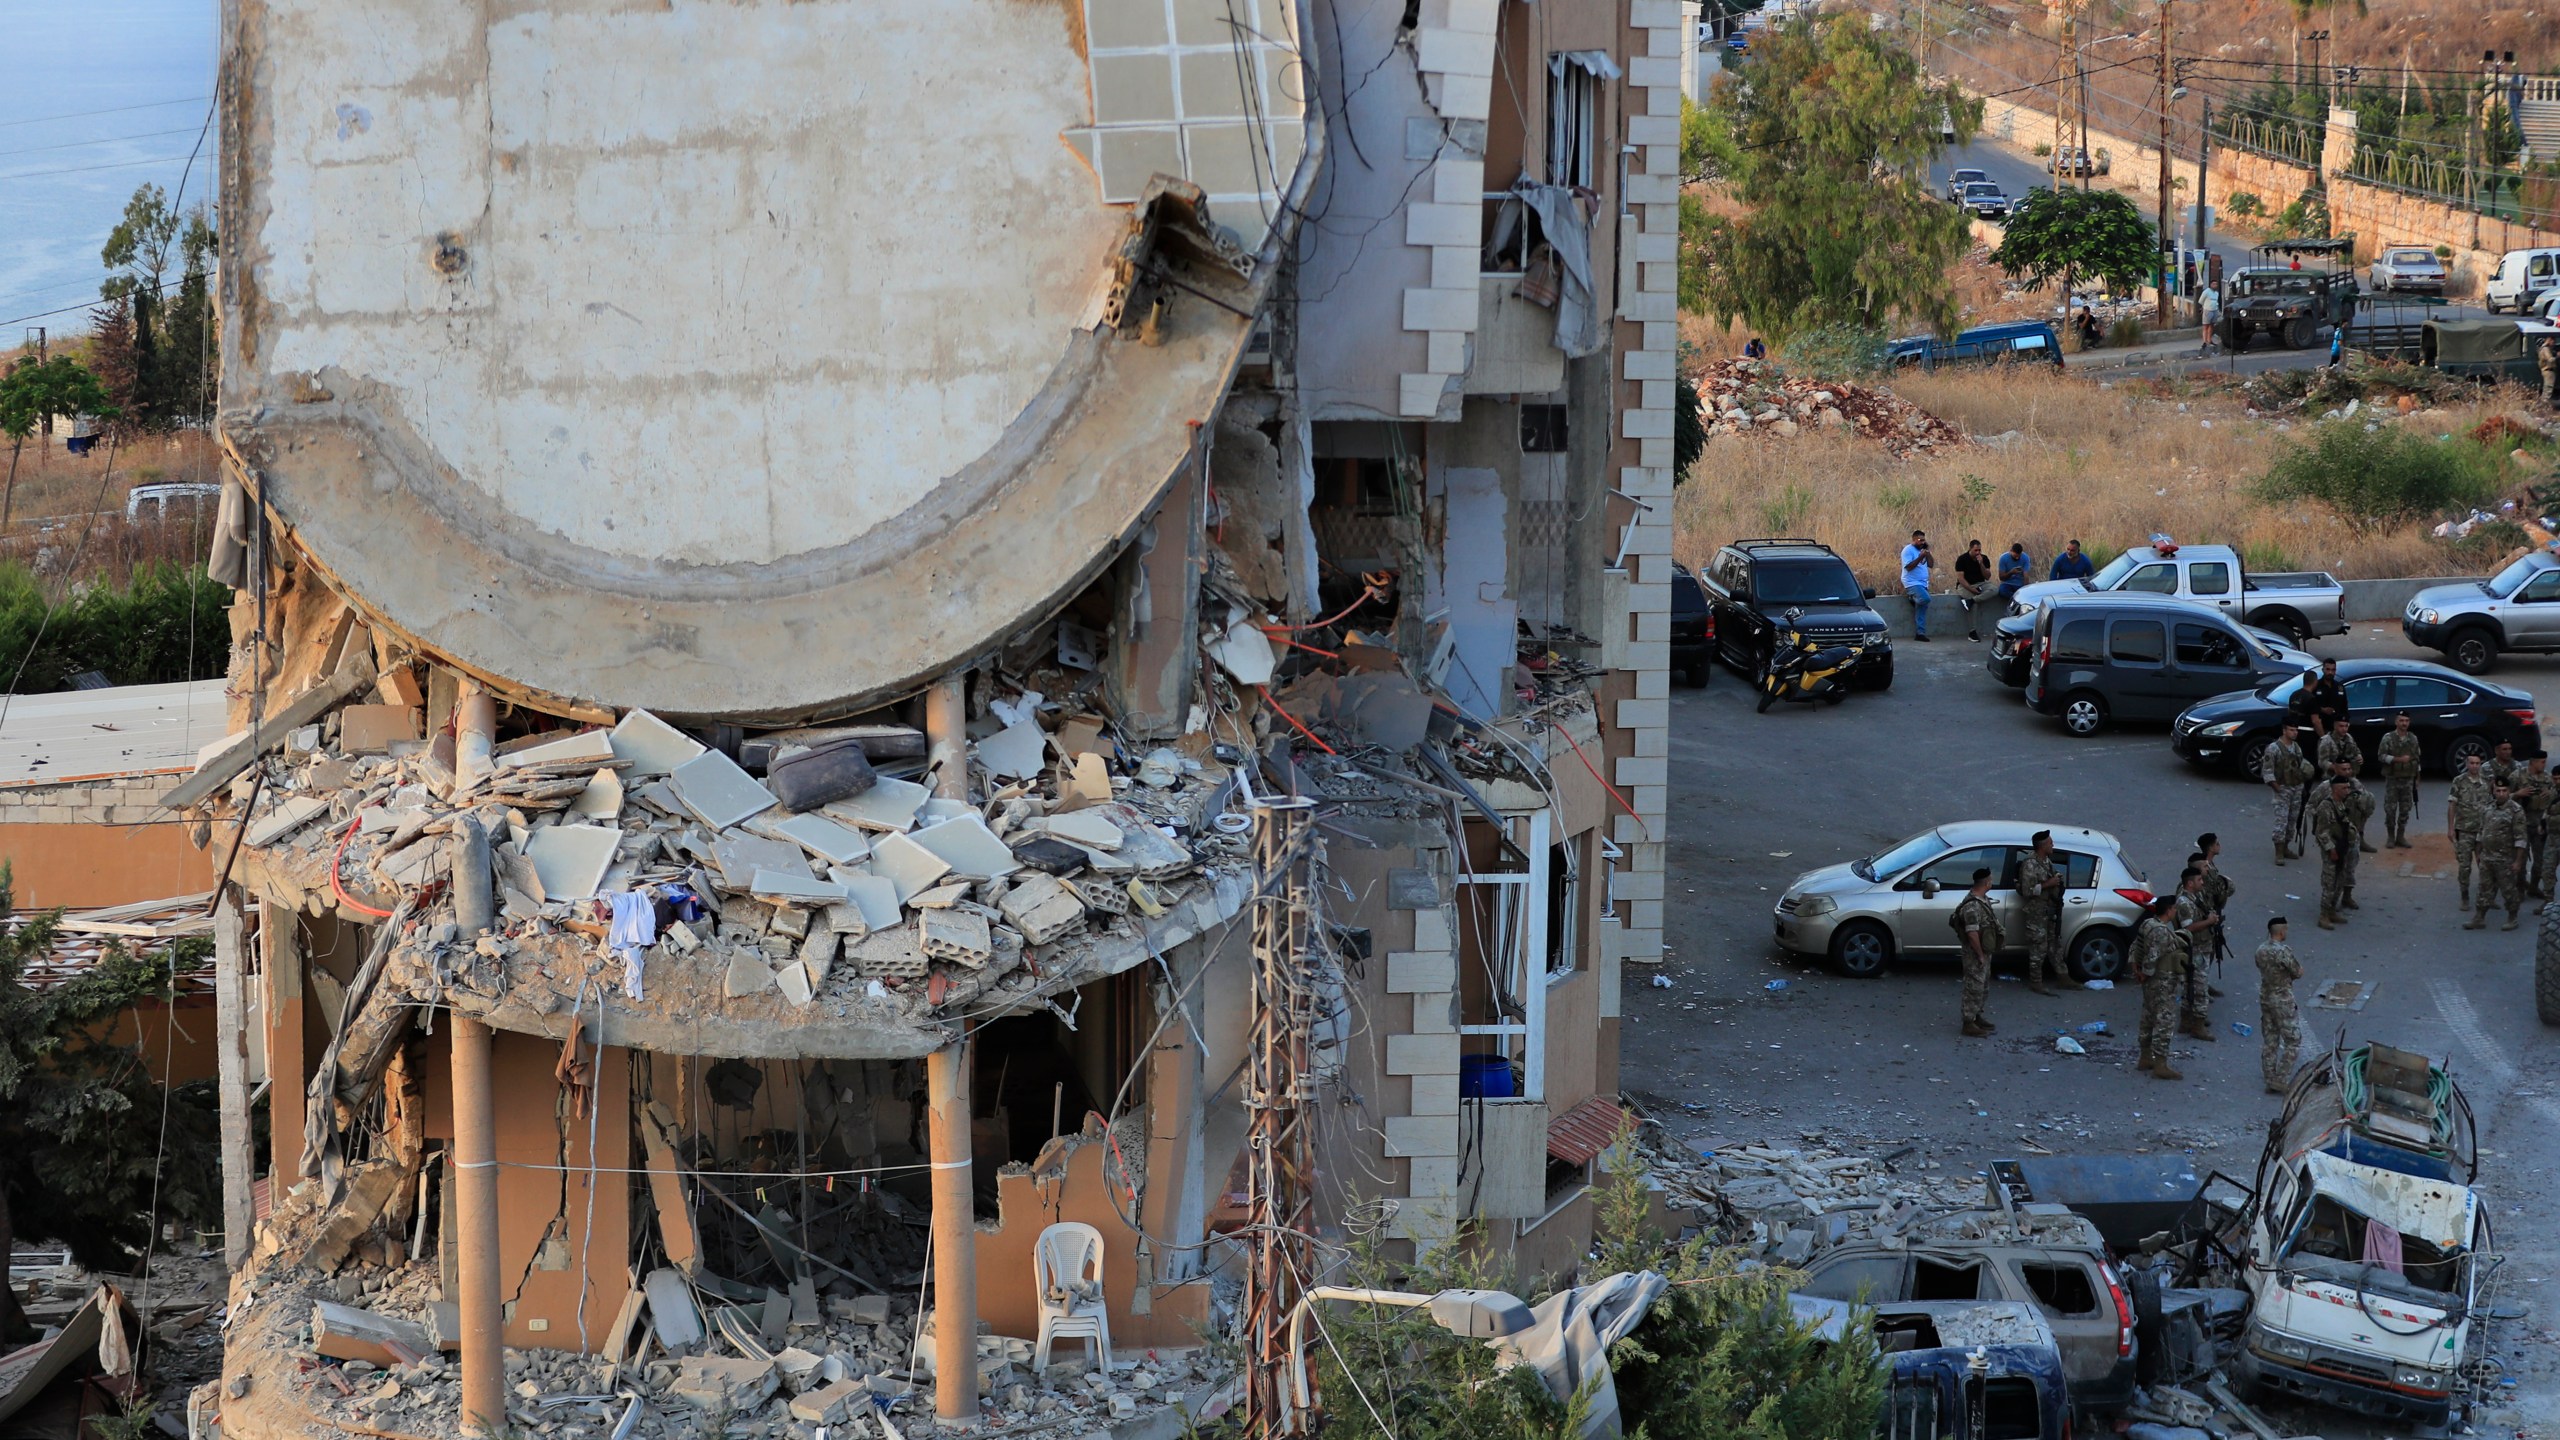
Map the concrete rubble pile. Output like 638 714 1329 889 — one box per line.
1634 1128 2008 1252
216 678 1254 1040
1694 358 1966 456
248 1260 1227 1440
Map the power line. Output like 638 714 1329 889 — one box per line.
0 278 186 331
0 125 206 161
0 96 212 130
0 151 208 183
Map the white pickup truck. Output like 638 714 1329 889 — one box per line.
2006 543 2347 647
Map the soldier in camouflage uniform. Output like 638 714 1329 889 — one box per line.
2016 830 2067 994
2198 833 2234 999
2172 865 2219 1039
2254 916 2303 1094
2378 712 2423 848
2319 719 2376 853
2489 738 2528 795
2528 755 2560 907
2448 753 2495 910
2266 722 2314 863
1952 866 2003 1037
2130 896 2187 1080
2309 775 2371 927
2464 780 2530 930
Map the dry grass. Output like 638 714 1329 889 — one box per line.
1673 366 2549 585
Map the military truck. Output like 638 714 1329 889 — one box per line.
2220 239 2361 352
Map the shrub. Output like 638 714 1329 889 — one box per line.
2225 191 2264 218
0 561 230 693
2032 142 2053 157
1675 376 1707 484
1778 323 1891 382
2107 315 2145 348
2253 422 2503 525
2434 244 2454 259
2242 538 2294 573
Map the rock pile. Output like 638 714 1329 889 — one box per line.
1694 359 1966 457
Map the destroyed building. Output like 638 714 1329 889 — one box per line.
186 0 1683 1433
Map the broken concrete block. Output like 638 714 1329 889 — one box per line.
301 1160 403 1271
800 927 839 975
670 749 778 830
1210 617 1277 685
340 704 423 755
834 1294 892 1326
764 812 872 866
769 905 811 940
525 824 620 902
908 882 972 909
908 814 1021 879
850 926 930 979
999 872 1086 945
774 1345 824 1388
725 954 777 998
569 767 625 819
751 869 849 905
246 795 332 849
610 709 707 777
375 666 426 708
790 1378 864 1424
775 961 816 1005
976 717 1048 782
1070 876 1130 916
503 728 615 768
312 1301 432 1367
663 920 702 954
918 907 995 967
820 774 929 833
672 1356 778 1412
714 832 811 889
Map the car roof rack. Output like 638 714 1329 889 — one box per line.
1731 537 1826 550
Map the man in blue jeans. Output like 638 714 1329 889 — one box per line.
1996 542 2031 605
1901 530 1933 641
2051 538 2095 581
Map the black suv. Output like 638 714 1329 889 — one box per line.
1700 538 1894 689
1671 563 1714 687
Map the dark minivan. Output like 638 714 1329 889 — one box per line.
2026 595 2274 737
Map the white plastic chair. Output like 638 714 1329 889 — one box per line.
1031 1221 1112 1372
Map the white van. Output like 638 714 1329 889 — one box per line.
2484 246 2560 313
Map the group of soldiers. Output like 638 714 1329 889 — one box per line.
1948 829 2302 1090
2265 710 2556 930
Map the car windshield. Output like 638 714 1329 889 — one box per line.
1759 560 1864 605
2390 250 2434 264
2239 273 2314 295
2485 556 2546 598
1952 170 1984 183
1964 183 2001 197
1854 829 1947 883
2087 551 2145 588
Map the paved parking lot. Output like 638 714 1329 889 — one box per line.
1640 620 2560 1436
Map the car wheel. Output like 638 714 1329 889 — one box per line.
2060 691 2108 736
2284 316 2316 349
2259 609 2312 647
2446 628 2498 674
1866 654 1894 692
1828 920 1893 979
2239 732 2278 782
2067 925 2128 983
2444 731 2493 775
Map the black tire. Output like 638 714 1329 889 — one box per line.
2238 731 2279 782
2284 316 2316 349
2060 690 2109 737
1865 654 1895 692
2537 902 2560 1025
2446 627 2498 675
2258 609 2312 648
1828 920 1894 978
2444 731 2494 775
1756 680 1777 714
2068 925 2129 983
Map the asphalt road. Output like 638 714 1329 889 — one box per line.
1641 622 2560 1437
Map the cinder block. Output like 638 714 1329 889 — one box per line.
1385 1033 1460 1076
1625 581 1670 616
1614 868 1665 902
1640 379 1674 412
1408 1072 1461 1116
1635 230 1677 263
1386 950 1456 993
1622 407 1672 441
1623 347 1673 381
1430 244 1477 291
1431 158 1486 205
1626 291 1677 322
1403 286 1476 333
1616 699 1668 731
1400 372 1449 417
1632 667 1668 699
1627 56 1681 90
1409 990 1455 1033
1404 202 1478 248
1630 0 1682 27
1641 259 1679 296
1411 908 1452 951
1638 435 1674 469
1633 609 1670 643
1437 72 1493 121
1426 329 1471 375
1641 321 1678 353
1419 0 1499 33
1383 1115 1458 1158
1414 27 1496 78
1627 899 1664 932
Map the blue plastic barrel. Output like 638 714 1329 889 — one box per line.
1459 1055 1517 1099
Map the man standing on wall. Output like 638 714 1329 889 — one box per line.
1901 530 1933 642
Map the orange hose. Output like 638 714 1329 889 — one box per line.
1260 571 1395 633
330 815 397 918
1555 723 1650 840
1259 689 1338 755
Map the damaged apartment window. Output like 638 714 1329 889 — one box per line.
1519 404 1568 453
1545 57 1598 189
1543 836 1579 981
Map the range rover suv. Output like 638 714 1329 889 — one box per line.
1700 538 1894 689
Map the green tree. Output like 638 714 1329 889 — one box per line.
0 877 218 1343
0 355 118 529
97 186 217 430
1990 186 2159 293
1686 16 1980 342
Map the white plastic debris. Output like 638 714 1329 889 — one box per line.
2054 1036 2086 1055
2083 979 2114 990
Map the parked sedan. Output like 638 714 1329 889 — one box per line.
2368 247 2450 296
1987 608 2312 687
1773 821 2150 981
1959 181 2012 221
2170 659 2539 780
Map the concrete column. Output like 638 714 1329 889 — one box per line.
259 900 306 1177
926 675 969 803
927 1042 978 1423
213 893 255 1269
451 1016 504 1437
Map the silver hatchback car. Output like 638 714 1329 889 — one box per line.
1772 821 2151 981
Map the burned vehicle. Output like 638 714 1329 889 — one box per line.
2234 1044 2484 1429
1792 1297 2072 1440
2220 240 2361 352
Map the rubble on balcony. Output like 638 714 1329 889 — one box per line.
206 676 1256 1058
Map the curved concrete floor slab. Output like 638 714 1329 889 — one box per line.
221 0 1310 718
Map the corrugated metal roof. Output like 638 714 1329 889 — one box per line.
0 679 230 788
1547 1095 1631 1167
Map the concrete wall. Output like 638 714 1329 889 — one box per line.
0 772 215 908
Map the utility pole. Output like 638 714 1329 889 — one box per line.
23 328 47 436
2194 94 2213 258
2156 0 2175 325
2467 52 2484 250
